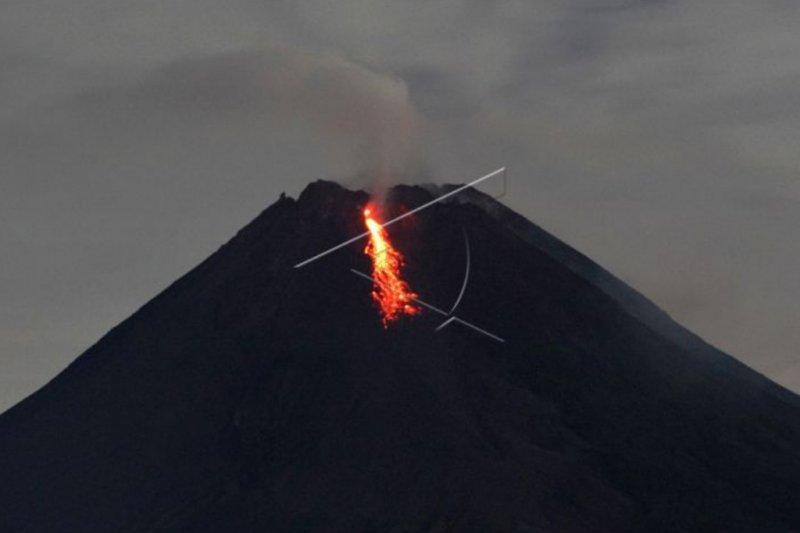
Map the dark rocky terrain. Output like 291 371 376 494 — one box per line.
2 180 799 532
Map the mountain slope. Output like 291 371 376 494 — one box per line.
1 180 798 532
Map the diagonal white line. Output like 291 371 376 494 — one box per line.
293 167 505 268
349 269 449 315
349 268 504 343
449 317 505 343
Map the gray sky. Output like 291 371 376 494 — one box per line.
2 0 799 412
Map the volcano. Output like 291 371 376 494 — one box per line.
2 180 799 532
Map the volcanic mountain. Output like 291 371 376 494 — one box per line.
2 180 799 532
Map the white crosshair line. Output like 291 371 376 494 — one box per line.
293 167 505 269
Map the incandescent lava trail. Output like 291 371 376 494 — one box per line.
363 204 419 326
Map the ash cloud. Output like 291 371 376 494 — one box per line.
139 47 426 187
71 46 427 190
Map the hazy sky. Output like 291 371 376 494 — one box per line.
2 1 799 412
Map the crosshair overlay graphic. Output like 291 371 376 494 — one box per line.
294 167 507 343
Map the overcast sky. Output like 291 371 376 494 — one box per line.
2 1 799 412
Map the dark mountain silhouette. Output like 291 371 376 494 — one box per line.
2 181 798 532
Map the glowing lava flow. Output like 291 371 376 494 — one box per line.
363 205 419 326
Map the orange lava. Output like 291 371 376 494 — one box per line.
363 204 419 326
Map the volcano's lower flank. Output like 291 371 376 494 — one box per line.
0 179 799 532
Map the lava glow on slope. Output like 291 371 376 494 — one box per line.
363 204 419 326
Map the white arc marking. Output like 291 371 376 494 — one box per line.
448 229 471 315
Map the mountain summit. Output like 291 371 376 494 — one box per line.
2 180 798 532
